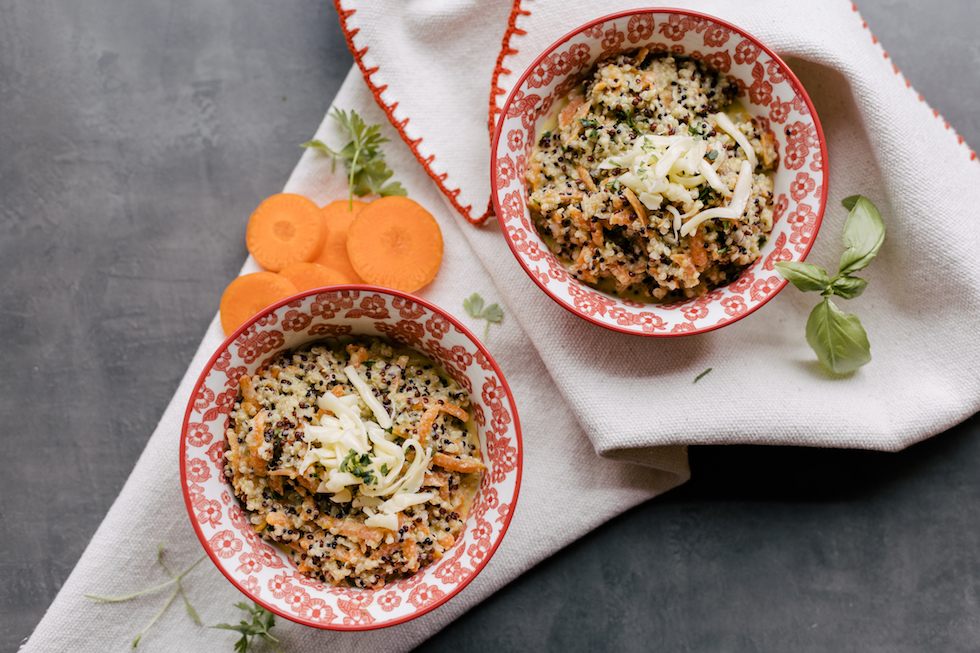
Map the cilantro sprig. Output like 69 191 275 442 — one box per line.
85 543 206 648
301 109 406 209
775 195 885 374
463 293 503 341
212 602 284 653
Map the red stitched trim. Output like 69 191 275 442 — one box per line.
488 2 531 137
851 4 977 162
333 1 482 223
483 0 532 226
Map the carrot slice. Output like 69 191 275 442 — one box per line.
346 196 443 293
313 200 367 283
278 262 353 292
219 272 298 337
246 193 325 272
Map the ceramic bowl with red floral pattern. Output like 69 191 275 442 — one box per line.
492 9 827 336
180 287 522 629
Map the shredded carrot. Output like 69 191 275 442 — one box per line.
439 403 470 422
246 193 325 272
416 404 442 444
219 272 297 337
278 262 351 292
346 196 443 293
689 226 707 269
431 452 484 474
314 200 366 283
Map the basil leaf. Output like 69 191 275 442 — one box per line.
838 195 885 276
828 274 868 299
805 297 871 374
774 261 831 293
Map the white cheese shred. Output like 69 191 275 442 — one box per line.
714 112 758 171
344 364 392 429
680 160 753 237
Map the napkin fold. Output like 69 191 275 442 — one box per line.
24 1 980 650
340 0 980 453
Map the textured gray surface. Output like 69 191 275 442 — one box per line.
2 1 979 651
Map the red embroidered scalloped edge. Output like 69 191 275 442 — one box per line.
334 0 489 225
849 3 976 161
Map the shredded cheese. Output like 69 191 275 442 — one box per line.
680 160 753 236
713 112 758 171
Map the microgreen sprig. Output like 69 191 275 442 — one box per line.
85 543 206 648
463 293 503 341
212 602 284 653
775 195 886 374
301 109 406 209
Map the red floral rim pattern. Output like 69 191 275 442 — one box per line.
491 9 829 336
180 287 522 630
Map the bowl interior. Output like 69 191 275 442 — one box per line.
181 288 522 629
493 9 827 336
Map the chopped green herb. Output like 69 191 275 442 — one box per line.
706 149 718 161
212 602 284 653
612 179 622 192
694 368 712 383
463 293 504 341
579 117 599 129
301 109 406 210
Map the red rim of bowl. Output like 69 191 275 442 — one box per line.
491 7 829 337
179 284 524 630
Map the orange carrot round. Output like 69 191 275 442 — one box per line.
219 272 298 337
278 262 353 292
246 193 325 272
314 200 367 283
346 196 443 293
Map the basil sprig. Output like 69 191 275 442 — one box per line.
775 195 885 374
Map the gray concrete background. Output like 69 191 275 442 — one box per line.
2 1 979 651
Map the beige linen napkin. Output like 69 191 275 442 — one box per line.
339 0 980 453
21 70 687 652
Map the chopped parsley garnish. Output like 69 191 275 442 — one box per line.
706 149 719 161
300 109 406 209
340 450 376 484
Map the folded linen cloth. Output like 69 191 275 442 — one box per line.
24 1 980 650
339 0 980 453
21 70 687 652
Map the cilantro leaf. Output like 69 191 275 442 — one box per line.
463 293 504 341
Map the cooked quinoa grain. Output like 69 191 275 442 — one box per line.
224 337 483 589
527 50 777 300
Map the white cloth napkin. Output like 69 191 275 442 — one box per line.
340 0 980 453
24 1 980 650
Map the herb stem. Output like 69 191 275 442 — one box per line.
132 586 179 649
693 368 712 383
262 633 285 653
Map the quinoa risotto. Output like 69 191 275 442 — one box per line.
224 336 484 589
527 49 778 300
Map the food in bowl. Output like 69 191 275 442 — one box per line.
224 335 484 590
527 49 777 301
